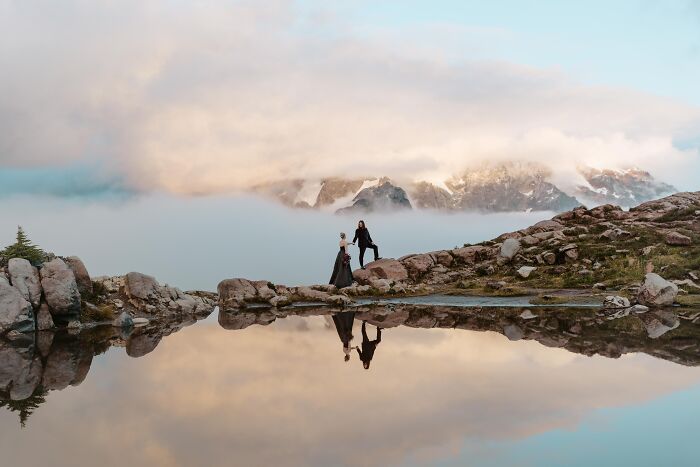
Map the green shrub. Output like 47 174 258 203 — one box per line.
0 226 47 267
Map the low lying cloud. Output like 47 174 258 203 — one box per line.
1 0 699 196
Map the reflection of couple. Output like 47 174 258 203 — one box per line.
332 311 382 370
329 220 381 289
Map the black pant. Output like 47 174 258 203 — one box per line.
359 244 379 267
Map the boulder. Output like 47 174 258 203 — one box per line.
637 273 678 307
603 296 630 309
0 281 35 334
65 256 93 296
125 272 158 300
499 238 521 261
296 286 332 302
451 246 490 264
432 250 454 267
217 278 258 309
7 258 41 308
542 252 556 265
402 254 435 277
126 331 162 358
354 259 408 283
559 244 579 261
665 231 692 246
39 258 81 321
516 266 537 278
253 281 277 301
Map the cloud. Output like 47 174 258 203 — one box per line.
1 0 699 196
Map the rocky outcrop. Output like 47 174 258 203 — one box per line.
39 259 81 322
353 259 409 284
0 280 34 335
666 231 692 246
638 273 679 307
7 258 41 308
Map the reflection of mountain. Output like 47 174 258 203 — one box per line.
252 163 676 213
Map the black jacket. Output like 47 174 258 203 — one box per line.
353 228 373 248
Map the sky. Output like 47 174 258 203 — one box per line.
1 0 700 197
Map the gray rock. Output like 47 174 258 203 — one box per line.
132 317 150 327
499 238 521 261
39 258 81 321
8 258 42 308
516 266 537 278
503 324 524 341
637 273 679 307
218 278 258 309
65 256 93 296
112 311 134 328
603 296 630 309
0 280 35 334
125 272 158 300
665 231 692 246
631 304 649 313
519 310 537 320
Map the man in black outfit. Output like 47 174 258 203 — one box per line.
352 220 381 269
356 321 382 370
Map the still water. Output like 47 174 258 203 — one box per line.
2 303 700 467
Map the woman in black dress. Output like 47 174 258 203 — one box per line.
329 232 354 289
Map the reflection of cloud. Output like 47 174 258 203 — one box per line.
2 316 700 466
1 1 700 195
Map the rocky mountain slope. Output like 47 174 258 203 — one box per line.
253 163 676 214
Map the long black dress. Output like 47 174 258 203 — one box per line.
329 246 353 288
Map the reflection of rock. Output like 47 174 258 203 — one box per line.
218 310 277 330
126 330 163 358
639 311 680 339
39 259 81 322
0 280 35 334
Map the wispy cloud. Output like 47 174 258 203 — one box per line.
1 0 699 197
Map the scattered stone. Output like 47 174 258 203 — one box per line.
665 231 692 246
519 310 537 320
499 238 521 262
559 244 579 261
112 311 134 328
592 283 607 290
631 304 649 313
542 252 556 265
516 266 537 278
503 324 524 341
132 317 149 326
641 245 657 256
603 296 630 309
637 273 679 307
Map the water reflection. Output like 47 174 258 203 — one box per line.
2 304 700 466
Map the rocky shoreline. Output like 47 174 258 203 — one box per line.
1 191 699 338
218 191 700 312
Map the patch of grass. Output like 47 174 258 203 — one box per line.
677 295 700 307
655 205 700 223
80 303 116 322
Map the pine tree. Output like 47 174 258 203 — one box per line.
0 226 46 266
0 388 48 428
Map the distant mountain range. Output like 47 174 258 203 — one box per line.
253 162 676 214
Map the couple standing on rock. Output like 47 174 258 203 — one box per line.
329 220 381 289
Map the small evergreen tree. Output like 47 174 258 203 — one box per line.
0 388 48 428
0 226 46 266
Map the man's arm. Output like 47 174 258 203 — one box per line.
367 230 373 244
352 229 359 244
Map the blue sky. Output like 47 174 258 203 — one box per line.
347 0 700 104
